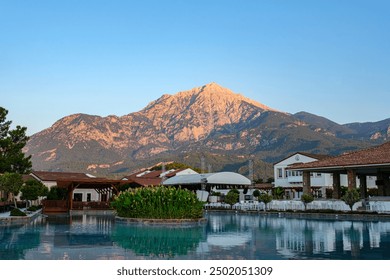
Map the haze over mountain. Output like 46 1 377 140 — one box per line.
25 83 390 178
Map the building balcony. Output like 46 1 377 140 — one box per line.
287 176 303 183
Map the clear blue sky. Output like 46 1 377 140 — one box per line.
1 0 389 135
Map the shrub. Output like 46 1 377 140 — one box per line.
10 208 27 216
266 177 274 184
301 193 314 210
229 188 240 194
111 186 204 219
342 189 360 211
210 191 221 196
252 189 261 198
340 186 348 197
46 187 68 200
118 183 132 192
27 205 41 212
258 193 273 211
224 190 240 208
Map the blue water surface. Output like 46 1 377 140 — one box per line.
1 212 390 260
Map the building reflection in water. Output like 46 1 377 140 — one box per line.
203 213 390 260
270 218 390 259
2 212 390 259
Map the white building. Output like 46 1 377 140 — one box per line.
274 152 377 199
30 171 101 202
163 171 252 202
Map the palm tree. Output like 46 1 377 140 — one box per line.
272 187 285 199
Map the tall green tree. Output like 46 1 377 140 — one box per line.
0 107 32 174
0 172 24 208
21 180 49 206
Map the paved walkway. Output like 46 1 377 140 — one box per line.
0 211 11 218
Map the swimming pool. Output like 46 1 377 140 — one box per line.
1 212 390 260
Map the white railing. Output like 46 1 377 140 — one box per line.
366 201 390 213
287 176 302 183
204 199 390 213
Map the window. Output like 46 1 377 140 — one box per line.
73 193 82 202
277 168 283 178
87 193 91 202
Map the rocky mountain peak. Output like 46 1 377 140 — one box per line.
199 82 232 94
143 82 276 114
25 83 386 175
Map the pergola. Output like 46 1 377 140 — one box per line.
289 142 390 199
56 178 123 211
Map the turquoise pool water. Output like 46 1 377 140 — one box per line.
1 212 390 260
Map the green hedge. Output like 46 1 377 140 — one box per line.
10 208 27 216
111 186 204 219
27 205 42 212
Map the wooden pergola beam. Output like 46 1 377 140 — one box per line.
55 178 123 212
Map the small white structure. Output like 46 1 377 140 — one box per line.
274 152 377 199
163 172 252 202
163 172 251 186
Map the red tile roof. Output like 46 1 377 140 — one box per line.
127 177 162 187
31 171 92 181
121 169 186 187
290 141 390 170
122 170 163 186
140 170 162 178
22 174 36 182
165 169 186 178
56 177 123 189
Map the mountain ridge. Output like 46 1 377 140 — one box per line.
25 83 389 178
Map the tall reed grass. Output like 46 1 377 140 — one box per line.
111 186 204 219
